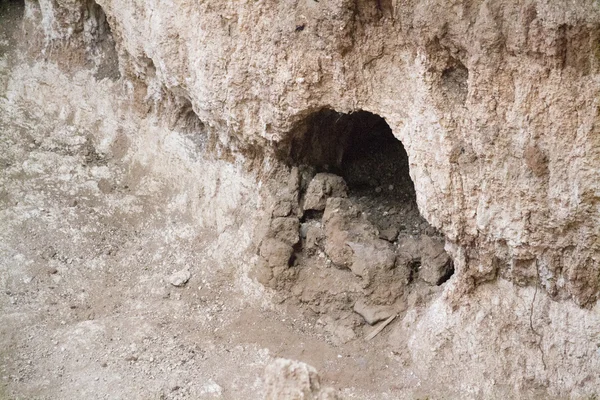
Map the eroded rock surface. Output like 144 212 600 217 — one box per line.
25 0 600 306
5 0 600 398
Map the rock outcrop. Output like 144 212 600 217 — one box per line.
9 0 600 397
26 0 600 306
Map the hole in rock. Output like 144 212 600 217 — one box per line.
280 109 454 289
167 96 208 156
260 109 456 344
169 97 206 134
441 58 468 104
436 261 455 286
287 109 434 237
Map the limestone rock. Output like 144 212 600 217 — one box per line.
200 379 223 397
32 0 600 306
264 358 339 400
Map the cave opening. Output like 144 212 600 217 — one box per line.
287 109 432 237
281 108 454 287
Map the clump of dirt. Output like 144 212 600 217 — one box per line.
256 110 454 344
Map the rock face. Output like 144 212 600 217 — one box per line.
19 0 598 305
303 173 348 211
25 0 600 307
13 0 600 397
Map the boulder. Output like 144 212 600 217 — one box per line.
260 238 294 268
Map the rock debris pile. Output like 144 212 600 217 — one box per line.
256 111 453 343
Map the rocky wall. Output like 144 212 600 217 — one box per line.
23 0 600 305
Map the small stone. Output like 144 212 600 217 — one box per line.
168 270 191 287
200 379 223 396
379 227 399 242
353 299 395 325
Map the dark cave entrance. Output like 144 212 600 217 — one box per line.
286 109 426 235
283 108 454 286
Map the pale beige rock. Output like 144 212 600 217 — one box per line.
353 299 395 325
16 0 600 397
29 0 600 308
168 270 191 287
264 359 339 400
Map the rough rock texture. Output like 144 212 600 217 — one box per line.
24 0 598 306
303 173 348 211
264 359 339 400
418 236 453 285
6 0 600 398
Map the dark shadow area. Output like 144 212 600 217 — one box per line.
0 0 25 57
286 109 422 233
